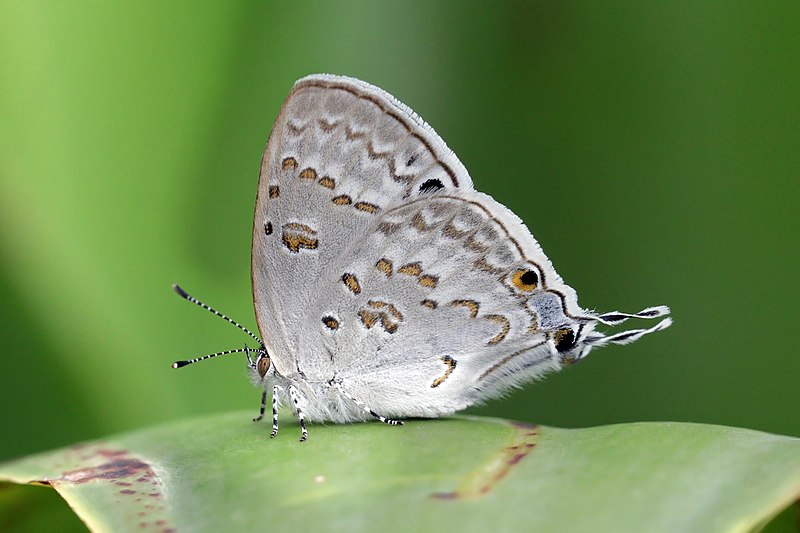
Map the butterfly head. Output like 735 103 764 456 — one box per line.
549 323 590 365
553 306 673 365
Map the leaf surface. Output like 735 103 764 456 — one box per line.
1 413 798 532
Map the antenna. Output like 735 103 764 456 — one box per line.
172 347 251 369
172 284 262 344
171 284 267 370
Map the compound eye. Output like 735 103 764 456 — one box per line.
554 328 577 353
257 355 271 378
510 268 539 292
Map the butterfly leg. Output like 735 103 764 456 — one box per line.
288 384 309 442
270 385 280 439
333 382 404 426
253 390 267 422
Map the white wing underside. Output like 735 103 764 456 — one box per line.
251 75 663 423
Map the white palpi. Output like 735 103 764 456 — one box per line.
173 74 671 441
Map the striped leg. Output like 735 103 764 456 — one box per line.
253 390 267 422
288 385 308 442
270 385 280 439
334 383 403 426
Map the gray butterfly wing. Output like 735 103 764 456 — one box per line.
311 189 597 418
252 75 474 381
254 74 670 425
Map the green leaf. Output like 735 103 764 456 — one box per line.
1 413 798 532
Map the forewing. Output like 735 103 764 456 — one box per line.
252 75 473 379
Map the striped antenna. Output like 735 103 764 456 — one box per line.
172 347 249 369
596 305 671 326
584 318 673 348
173 284 262 344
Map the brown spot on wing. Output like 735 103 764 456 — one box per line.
358 309 377 328
450 299 480 318
268 185 280 198
299 167 318 180
354 201 380 214
418 274 438 289
431 355 457 388
341 273 361 294
398 262 422 276
358 308 400 333
484 315 510 344
318 176 336 189
281 223 318 253
332 194 352 206
379 315 399 333
375 258 393 276
282 157 298 170
368 300 404 320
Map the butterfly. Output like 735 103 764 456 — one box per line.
173 74 671 441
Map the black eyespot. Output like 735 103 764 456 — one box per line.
519 269 538 287
419 178 444 193
554 329 576 353
511 268 539 291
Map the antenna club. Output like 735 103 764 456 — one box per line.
173 361 189 369
173 284 189 298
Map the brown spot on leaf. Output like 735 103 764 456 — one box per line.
430 423 539 500
44 445 173 531
62 459 151 484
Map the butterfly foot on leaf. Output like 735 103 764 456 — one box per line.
371 410 404 426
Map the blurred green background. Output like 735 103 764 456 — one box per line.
1 1 798 462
